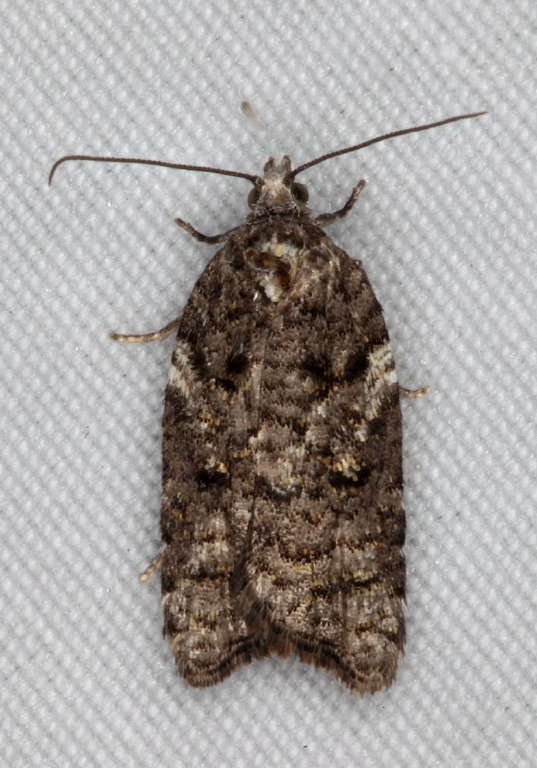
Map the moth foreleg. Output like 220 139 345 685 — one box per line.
314 180 366 227
174 217 233 244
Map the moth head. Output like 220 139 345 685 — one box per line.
247 155 309 214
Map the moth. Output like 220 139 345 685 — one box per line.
50 111 485 693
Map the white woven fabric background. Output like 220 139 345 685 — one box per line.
2 1 536 766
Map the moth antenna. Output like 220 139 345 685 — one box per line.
48 154 258 186
288 111 487 180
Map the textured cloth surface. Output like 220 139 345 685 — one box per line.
2 1 536 766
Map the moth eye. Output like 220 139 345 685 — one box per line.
291 182 309 204
248 188 261 208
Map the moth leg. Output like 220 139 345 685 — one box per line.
314 180 367 226
400 384 430 398
109 316 181 343
174 217 230 244
140 549 164 582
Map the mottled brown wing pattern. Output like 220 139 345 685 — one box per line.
160 243 271 686
161 216 404 693
235 233 405 693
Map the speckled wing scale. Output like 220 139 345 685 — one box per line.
49 111 485 693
